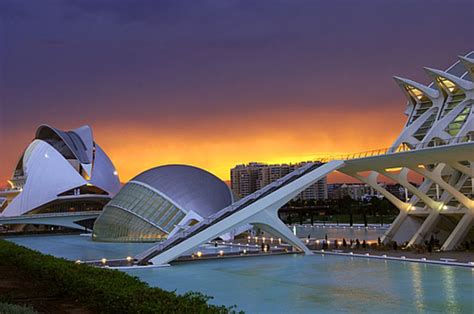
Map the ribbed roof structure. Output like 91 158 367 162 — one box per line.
132 165 233 217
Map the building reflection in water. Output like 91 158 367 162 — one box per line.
441 266 460 313
409 263 425 312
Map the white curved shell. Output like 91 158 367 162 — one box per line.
92 165 234 242
132 164 234 217
2 125 121 217
3 140 87 216
90 144 121 195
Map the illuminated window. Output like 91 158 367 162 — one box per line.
412 109 439 140
444 104 472 136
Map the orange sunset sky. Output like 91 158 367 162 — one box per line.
2 104 407 186
1 1 471 187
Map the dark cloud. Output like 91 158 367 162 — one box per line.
64 0 184 24
0 0 472 174
0 0 29 20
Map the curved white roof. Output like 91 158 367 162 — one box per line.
132 165 234 218
2 125 121 217
35 124 92 164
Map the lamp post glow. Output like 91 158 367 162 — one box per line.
196 251 202 258
101 258 107 265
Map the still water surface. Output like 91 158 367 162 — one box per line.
4 231 472 313
127 254 473 313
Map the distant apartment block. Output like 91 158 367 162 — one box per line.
231 162 328 200
328 183 410 201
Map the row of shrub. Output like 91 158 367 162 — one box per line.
0 239 236 313
0 302 37 314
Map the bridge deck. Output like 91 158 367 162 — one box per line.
135 162 328 263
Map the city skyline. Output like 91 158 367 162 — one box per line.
1 0 472 185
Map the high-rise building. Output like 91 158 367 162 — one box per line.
327 183 413 201
230 162 264 199
327 183 382 201
231 162 327 200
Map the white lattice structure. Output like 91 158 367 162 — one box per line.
136 52 473 264
342 52 474 250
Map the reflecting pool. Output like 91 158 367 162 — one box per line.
4 234 472 313
125 254 472 313
4 234 155 260
3 234 255 260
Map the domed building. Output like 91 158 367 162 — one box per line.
1 125 121 218
92 165 235 242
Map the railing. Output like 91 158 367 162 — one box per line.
317 135 473 162
0 211 102 220
0 187 22 193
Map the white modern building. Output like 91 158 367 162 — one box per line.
1 53 472 266
354 52 474 250
136 52 473 265
0 125 121 225
92 165 235 242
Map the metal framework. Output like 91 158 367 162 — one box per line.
137 52 473 264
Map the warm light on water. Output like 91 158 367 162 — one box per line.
4 234 472 313
125 254 472 313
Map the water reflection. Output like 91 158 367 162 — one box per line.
441 266 461 313
410 263 425 312
5 234 473 313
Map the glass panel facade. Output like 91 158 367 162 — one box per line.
408 99 433 125
444 104 472 136
441 93 465 118
412 108 439 141
93 183 186 242
92 205 167 242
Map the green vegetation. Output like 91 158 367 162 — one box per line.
280 196 398 226
0 302 37 314
0 239 237 313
